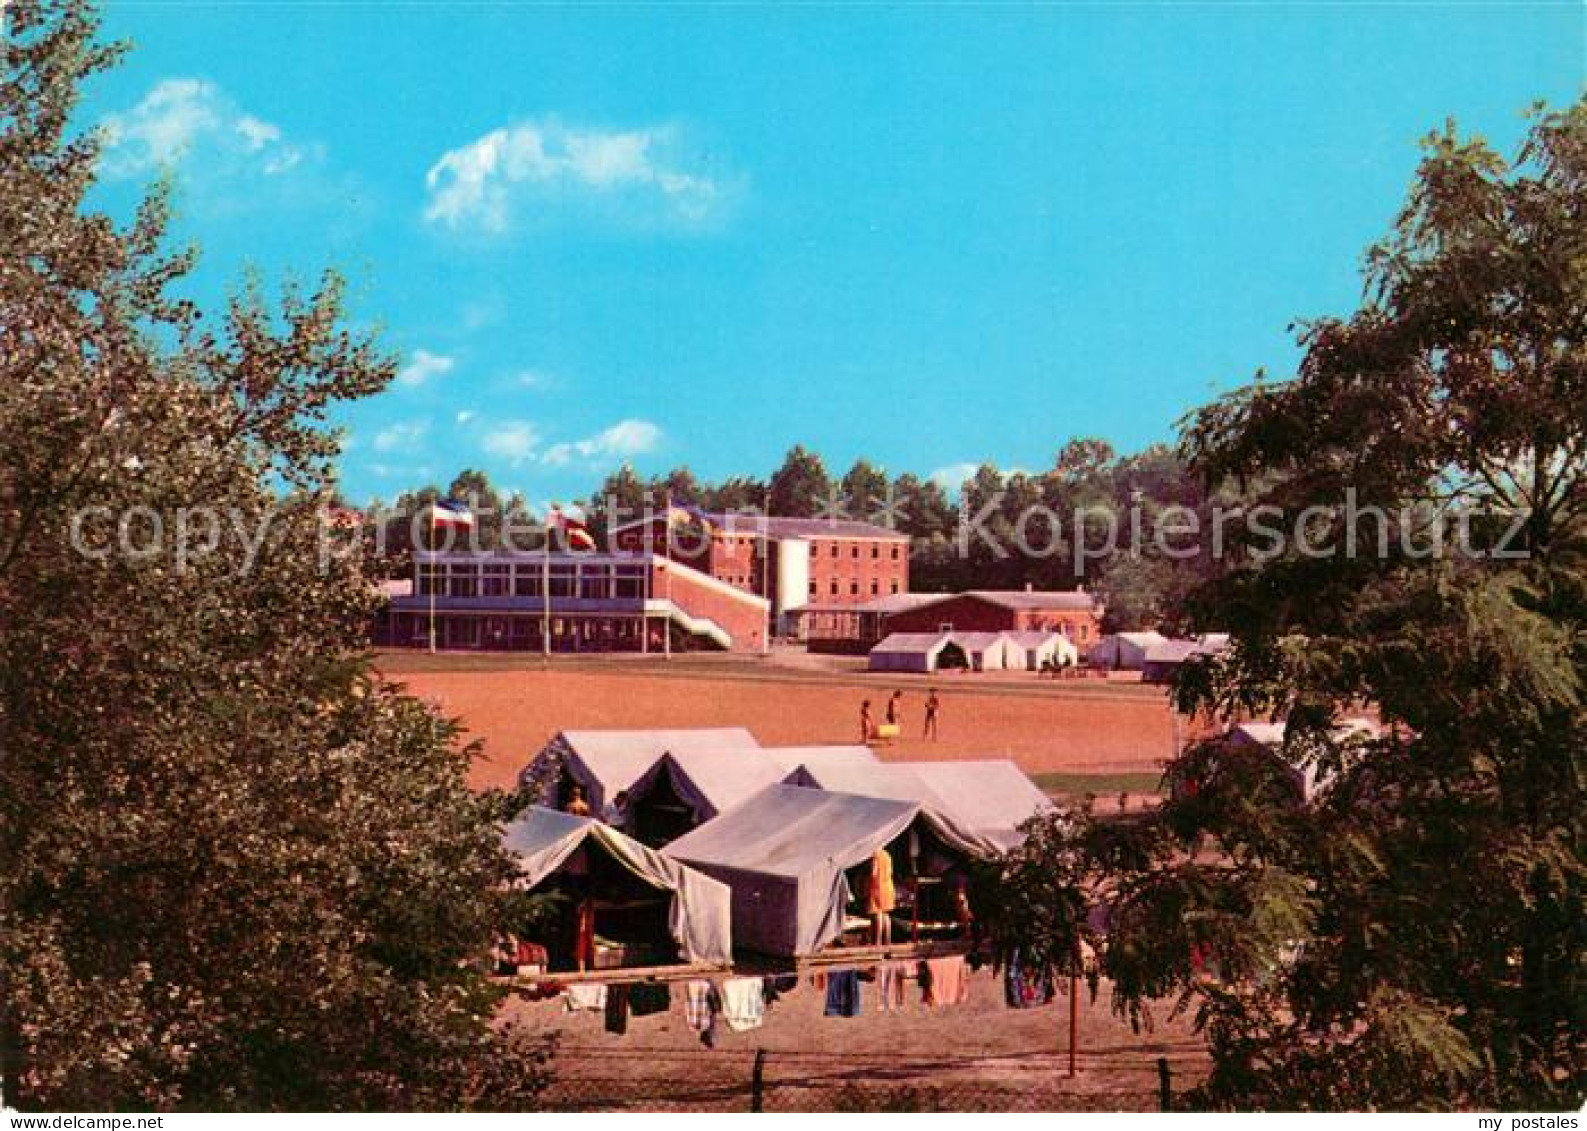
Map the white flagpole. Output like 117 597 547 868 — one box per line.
428 507 437 654
543 507 552 665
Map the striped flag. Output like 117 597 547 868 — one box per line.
430 499 475 529
549 505 596 550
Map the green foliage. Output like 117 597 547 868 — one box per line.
0 0 549 1109
1112 104 1582 1110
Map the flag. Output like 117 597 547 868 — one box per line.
549 505 596 550
677 501 718 533
431 499 475 529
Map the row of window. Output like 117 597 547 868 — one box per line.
820 541 903 560
416 562 648 601
809 578 903 599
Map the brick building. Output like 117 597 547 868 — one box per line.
377 550 770 653
612 512 909 633
879 589 1105 650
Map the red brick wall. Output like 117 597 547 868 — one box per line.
800 537 910 607
652 560 768 652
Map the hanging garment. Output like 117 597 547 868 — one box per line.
1003 949 1056 1009
823 969 862 1017
564 983 608 1012
573 900 596 969
719 977 766 1032
762 973 798 1007
630 982 670 1017
685 979 720 1046
923 956 969 1007
867 848 896 914
604 983 630 1034
877 962 910 1011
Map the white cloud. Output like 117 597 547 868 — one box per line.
396 349 455 387
455 410 476 425
372 420 428 454
513 369 558 391
100 78 307 181
424 119 726 234
928 462 980 493
482 420 541 466
541 418 661 468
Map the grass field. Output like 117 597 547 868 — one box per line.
374 650 1190 796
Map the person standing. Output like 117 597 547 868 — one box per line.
923 689 940 740
886 690 903 729
868 847 895 945
860 699 875 744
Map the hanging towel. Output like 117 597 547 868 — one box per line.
630 982 670 1017
684 980 715 1030
823 969 862 1017
877 962 910 1011
604 983 630 1034
719 977 766 1032
923 956 969 1007
564 983 608 1012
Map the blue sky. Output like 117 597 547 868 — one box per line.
84 2 1582 505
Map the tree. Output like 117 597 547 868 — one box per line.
839 458 889 521
1018 105 1586 1111
0 0 549 1109
767 445 832 517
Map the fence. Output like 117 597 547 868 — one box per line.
538 1046 1185 1112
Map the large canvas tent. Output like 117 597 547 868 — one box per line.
765 744 880 780
867 632 964 673
903 760 1055 850
521 727 761 819
664 784 994 957
621 748 789 846
781 758 950 810
1003 630 1079 671
501 806 733 967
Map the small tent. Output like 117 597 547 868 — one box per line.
1086 631 1168 671
1003 630 1078 672
520 727 762 819
501 806 734 967
867 631 957 673
621 748 789 846
664 784 994 957
765 744 880 780
903 760 1055 850
954 631 1015 671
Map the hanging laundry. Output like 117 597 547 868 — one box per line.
877 961 910 1011
719 977 766 1032
564 983 608 1012
1003 948 1055 1009
604 983 630 1035
762 973 798 1007
823 968 862 1017
685 979 720 1047
922 956 970 1006
630 982 670 1017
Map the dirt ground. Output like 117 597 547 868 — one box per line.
374 652 1186 793
508 968 1205 1111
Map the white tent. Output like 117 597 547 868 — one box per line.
954 631 1015 671
664 784 994 957
621 747 789 842
867 632 961 673
902 760 1055 850
520 728 762 819
1086 631 1168 670
764 744 880 780
781 758 950 810
1003 630 1078 671
501 806 734 966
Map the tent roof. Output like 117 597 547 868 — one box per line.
665 784 984 880
629 747 789 822
901 760 1054 840
786 759 950 811
1003 630 1063 647
870 631 952 655
954 631 1011 649
499 806 733 965
765 745 879 777
547 727 761 806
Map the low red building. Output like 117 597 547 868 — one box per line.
880 589 1104 650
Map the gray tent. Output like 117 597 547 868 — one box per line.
501 805 733 966
621 747 789 845
765 744 879 779
903 760 1055 850
664 784 994 957
781 758 951 809
520 727 762 819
